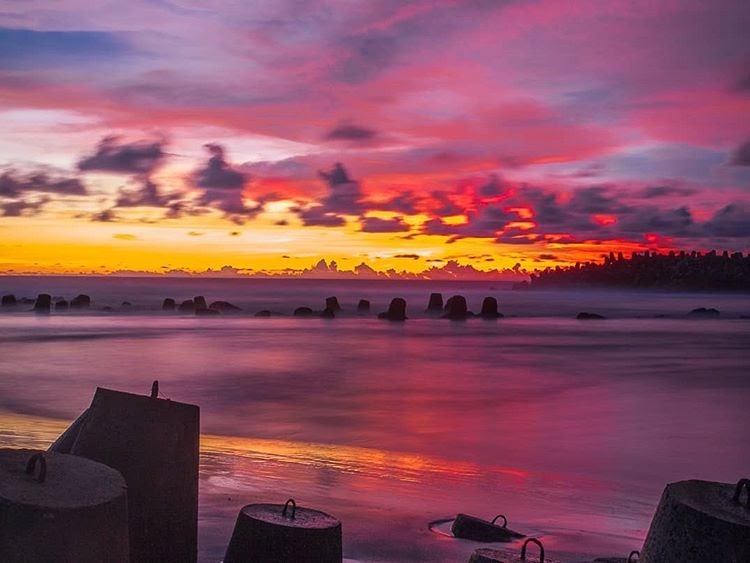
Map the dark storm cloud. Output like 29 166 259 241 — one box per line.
702 203 750 237
290 162 363 226
325 122 377 142
369 191 421 215
478 174 508 197
730 140 750 166
78 136 166 175
91 208 117 222
194 144 247 190
0 196 49 217
295 205 346 227
639 185 698 198
115 179 171 207
359 216 410 233
0 169 87 197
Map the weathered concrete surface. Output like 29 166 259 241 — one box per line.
49 387 200 563
451 513 524 542
0 448 129 563
468 539 557 562
640 479 750 563
224 501 342 563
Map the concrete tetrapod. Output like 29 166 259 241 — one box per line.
639 478 750 562
0 449 129 563
452 513 525 542
224 498 342 563
469 538 560 562
49 382 200 563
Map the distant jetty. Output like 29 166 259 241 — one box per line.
520 250 750 291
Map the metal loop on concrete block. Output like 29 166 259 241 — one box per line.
490 514 507 527
151 380 159 399
521 538 544 562
733 478 750 508
628 550 640 562
25 452 47 483
282 498 296 519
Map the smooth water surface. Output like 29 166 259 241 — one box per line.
1 277 748 561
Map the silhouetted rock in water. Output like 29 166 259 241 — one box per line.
162 298 176 311
320 307 336 319
443 295 470 320
33 293 51 313
577 312 606 319
196 308 220 316
325 296 341 312
0 448 130 563
121 301 132 308
479 297 503 319
452 513 525 542
55 299 69 311
178 299 195 312
1 294 16 307
70 294 91 309
378 297 407 321
223 500 342 563
193 296 207 310
426 292 444 312
209 301 241 313
293 307 314 317
254 310 272 317
689 307 720 317
357 299 370 312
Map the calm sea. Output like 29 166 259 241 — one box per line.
1 276 748 562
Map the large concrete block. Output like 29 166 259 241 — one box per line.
0 448 129 563
224 499 342 563
640 479 750 563
50 383 200 563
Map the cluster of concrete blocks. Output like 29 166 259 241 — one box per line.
1 381 747 562
0 383 343 562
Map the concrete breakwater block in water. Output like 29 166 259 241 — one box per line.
33 293 51 313
639 478 750 563
443 295 470 320
452 513 525 542
469 538 558 563
326 296 341 311
426 292 444 312
224 498 342 563
49 382 200 563
378 297 407 321
0 449 129 563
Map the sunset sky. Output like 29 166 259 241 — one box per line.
1 0 749 277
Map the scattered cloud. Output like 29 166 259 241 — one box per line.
78 136 166 175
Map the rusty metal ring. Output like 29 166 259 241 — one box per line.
25 452 47 483
282 498 296 519
733 478 750 508
491 514 508 528
521 538 544 562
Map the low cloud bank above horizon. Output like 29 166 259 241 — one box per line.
0 0 748 275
